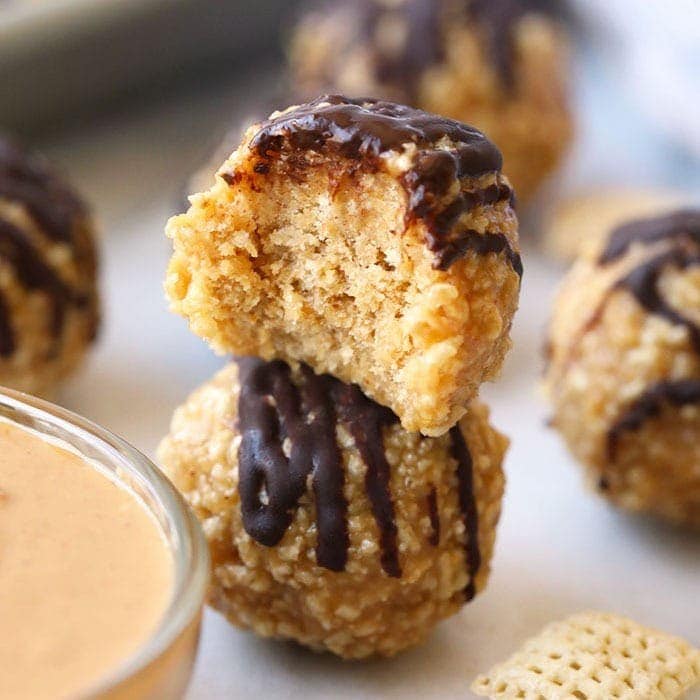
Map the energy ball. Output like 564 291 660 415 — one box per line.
166 95 521 436
290 0 573 203
0 137 99 396
158 358 507 659
544 209 700 528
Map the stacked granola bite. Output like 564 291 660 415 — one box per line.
160 96 521 657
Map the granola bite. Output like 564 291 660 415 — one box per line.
157 358 507 659
165 95 521 436
544 209 700 528
290 0 573 202
472 611 700 699
0 137 99 396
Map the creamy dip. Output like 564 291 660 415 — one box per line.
0 420 173 699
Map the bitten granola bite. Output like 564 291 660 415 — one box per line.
544 210 700 528
472 611 700 699
0 137 99 395
158 358 507 659
290 0 573 202
166 96 521 436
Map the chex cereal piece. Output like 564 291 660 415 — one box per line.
472 611 700 699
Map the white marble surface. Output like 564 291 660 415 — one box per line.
37 66 700 698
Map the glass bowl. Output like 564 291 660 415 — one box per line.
0 387 209 700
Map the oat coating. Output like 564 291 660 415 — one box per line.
166 96 521 436
0 137 99 396
290 0 573 202
544 210 700 528
158 360 507 659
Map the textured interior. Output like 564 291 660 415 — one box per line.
167 143 519 435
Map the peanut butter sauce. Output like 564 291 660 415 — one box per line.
0 421 173 699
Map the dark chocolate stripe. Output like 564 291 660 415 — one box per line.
431 228 523 275
401 152 518 273
361 0 443 103
616 249 700 354
237 357 401 576
0 217 88 350
555 240 700 382
0 292 15 357
251 95 502 176
599 209 700 265
0 138 85 244
237 358 311 546
449 426 481 601
469 0 567 89
301 364 350 571
462 182 515 211
426 486 440 546
337 383 402 578
607 380 700 461
402 160 518 274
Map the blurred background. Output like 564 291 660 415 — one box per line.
1 2 698 698
3 1 699 187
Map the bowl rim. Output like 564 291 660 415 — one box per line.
0 386 209 698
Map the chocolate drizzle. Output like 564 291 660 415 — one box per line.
236 357 482 588
360 0 443 102
559 210 700 369
607 380 700 461
468 0 565 89
426 486 440 546
236 357 397 575
431 228 523 274
599 209 700 265
0 293 14 357
338 383 402 577
402 158 520 273
615 249 700 354
246 96 519 275
0 219 88 353
590 210 700 460
449 426 481 601
0 138 85 244
0 138 96 358
251 95 502 175
592 210 700 357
